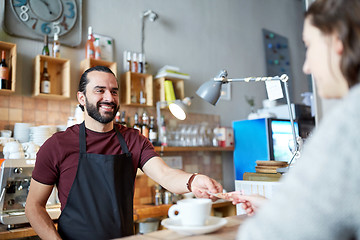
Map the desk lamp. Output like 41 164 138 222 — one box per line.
156 97 192 145
196 70 300 168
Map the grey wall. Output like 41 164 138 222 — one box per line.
1 0 308 127
1 0 308 191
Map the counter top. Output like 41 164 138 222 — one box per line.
0 201 234 239
120 215 247 239
0 204 172 239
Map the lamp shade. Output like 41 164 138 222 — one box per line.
169 102 186 120
196 80 223 105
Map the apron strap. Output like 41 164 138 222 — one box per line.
80 122 130 155
79 121 87 154
114 125 130 155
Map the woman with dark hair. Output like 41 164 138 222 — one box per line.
236 0 360 239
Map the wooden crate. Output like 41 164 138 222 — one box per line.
154 77 184 105
0 41 17 94
80 58 117 77
33 55 70 99
120 72 153 107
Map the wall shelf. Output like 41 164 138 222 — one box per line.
120 72 153 107
0 41 16 94
80 58 117 77
154 146 234 152
33 55 70 99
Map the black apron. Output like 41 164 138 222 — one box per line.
58 122 135 239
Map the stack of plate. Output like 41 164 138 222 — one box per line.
13 123 33 143
255 160 289 173
30 126 57 146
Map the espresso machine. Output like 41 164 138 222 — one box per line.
0 159 60 228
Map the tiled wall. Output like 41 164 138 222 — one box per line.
0 95 77 130
0 95 223 205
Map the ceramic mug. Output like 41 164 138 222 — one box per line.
168 198 212 226
22 142 40 154
1 130 12 138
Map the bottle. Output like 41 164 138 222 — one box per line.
40 61 50 94
154 185 163 206
141 112 149 138
138 53 144 73
0 50 9 90
85 26 95 59
52 33 60 58
160 115 167 146
42 35 50 56
120 111 127 127
139 78 146 104
131 52 138 73
133 113 142 132
94 38 101 60
130 81 137 103
115 111 121 123
149 116 158 145
125 51 132 72
142 54 147 74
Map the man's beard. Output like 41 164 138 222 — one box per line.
85 98 119 124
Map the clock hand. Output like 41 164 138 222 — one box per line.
39 0 53 15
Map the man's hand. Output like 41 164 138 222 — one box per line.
190 174 223 201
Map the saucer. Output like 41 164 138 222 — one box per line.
161 216 227 235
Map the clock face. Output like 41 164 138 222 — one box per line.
10 0 78 38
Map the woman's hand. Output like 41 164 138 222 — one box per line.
233 194 267 216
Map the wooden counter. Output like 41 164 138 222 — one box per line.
0 201 234 239
0 204 172 239
121 215 247 239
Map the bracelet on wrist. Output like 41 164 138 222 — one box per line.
186 173 199 192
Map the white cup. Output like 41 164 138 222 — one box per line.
22 142 40 154
168 198 212 226
1 130 12 138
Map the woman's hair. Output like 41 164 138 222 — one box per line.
78 66 116 111
306 0 360 87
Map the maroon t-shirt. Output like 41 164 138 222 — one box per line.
32 123 158 210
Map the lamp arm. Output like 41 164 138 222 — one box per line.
141 16 146 55
214 76 284 83
283 80 300 164
214 74 299 164
156 100 173 145
156 101 163 144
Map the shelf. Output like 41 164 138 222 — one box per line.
154 146 234 152
33 55 70 99
154 77 184 105
0 41 17 94
80 58 117 77
120 72 153 107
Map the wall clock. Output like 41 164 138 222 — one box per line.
2 0 82 47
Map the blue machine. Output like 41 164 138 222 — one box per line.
232 118 298 180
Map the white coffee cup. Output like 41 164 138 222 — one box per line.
22 142 40 154
168 198 212 226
